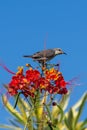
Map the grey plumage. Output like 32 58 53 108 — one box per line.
23 48 66 63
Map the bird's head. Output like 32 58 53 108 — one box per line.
53 48 67 55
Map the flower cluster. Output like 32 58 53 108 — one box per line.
8 65 68 98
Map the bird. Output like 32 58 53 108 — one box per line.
23 48 67 64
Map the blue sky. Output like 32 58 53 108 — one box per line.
0 0 87 125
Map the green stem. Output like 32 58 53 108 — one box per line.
24 117 33 130
14 92 22 109
44 103 52 120
56 104 64 122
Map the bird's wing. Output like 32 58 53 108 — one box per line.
33 57 48 61
32 49 55 58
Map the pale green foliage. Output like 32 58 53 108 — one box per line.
0 92 87 130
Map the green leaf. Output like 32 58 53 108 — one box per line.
64 117 70 130
56 104 64 122
2 95 26 125
52 92 70 119
0 124 22 130
65 108 75 130
80 119 87 130
59 91 70 111
44 103 52 120
74 93 87 127
16 96 30 120
72 92 87 111
64 92 87 130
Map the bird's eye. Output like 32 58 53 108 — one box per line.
58 49 61 51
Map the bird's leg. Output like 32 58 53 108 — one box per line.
40 61 47 77
41 61 47 71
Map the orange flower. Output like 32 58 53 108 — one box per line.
45 68 61 81
16 66 24 75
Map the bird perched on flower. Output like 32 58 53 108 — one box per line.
23 48 66 63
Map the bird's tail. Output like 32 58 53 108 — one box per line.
23 55 32 58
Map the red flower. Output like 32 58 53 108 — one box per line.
22 87 35 97
58 88 68 94
8 86 18 96
7 66 69 97
59 79 67 88
26 69 40 82
38 77 50 89
55 74 67 88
